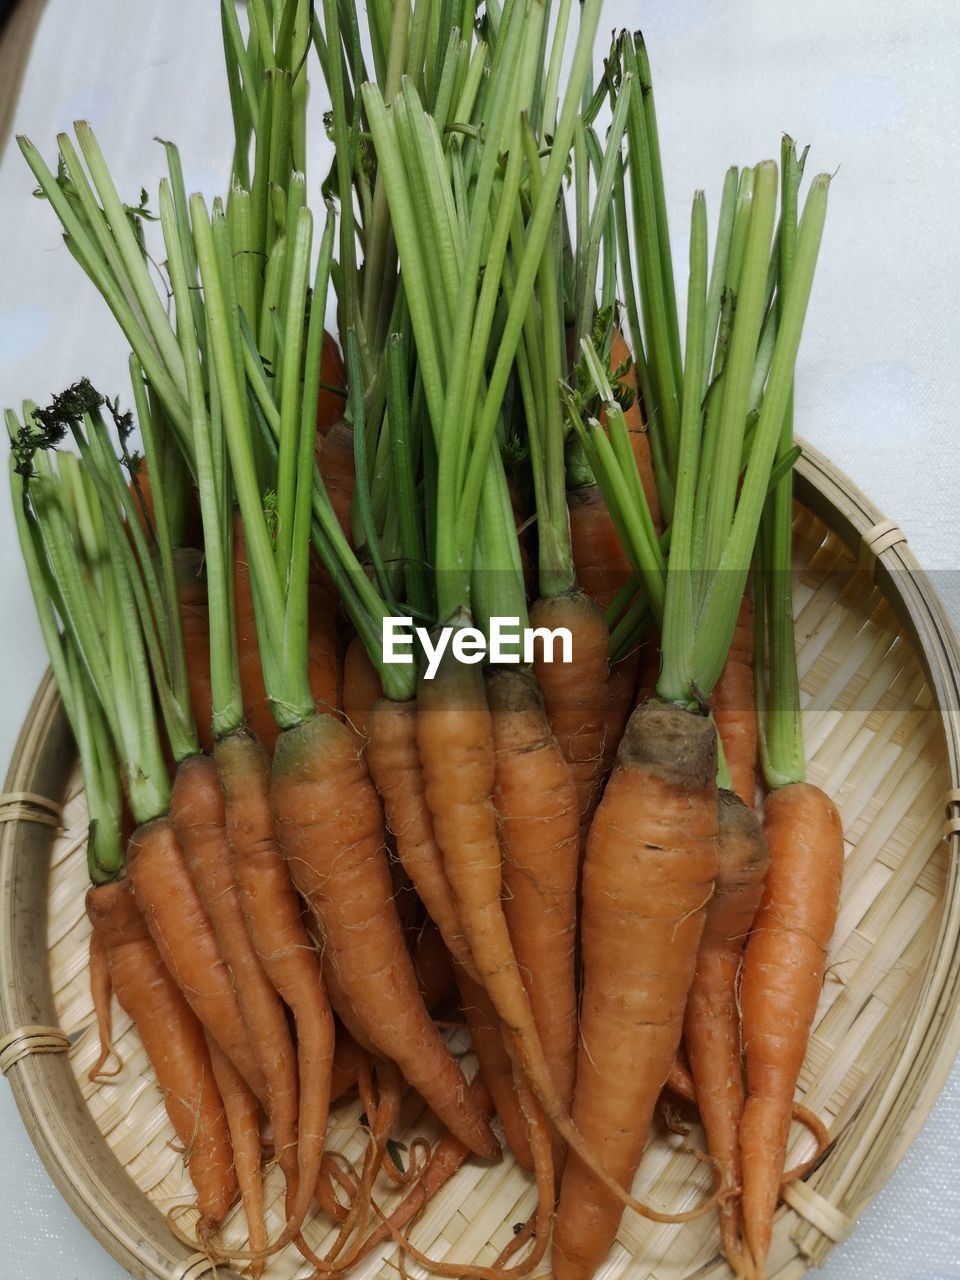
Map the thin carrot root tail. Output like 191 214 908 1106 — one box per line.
741 1095 790 1280
782 1104 831 1182
87 927 124 1082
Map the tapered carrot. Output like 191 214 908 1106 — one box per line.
86 882 237 1235
739 782 843 1276
206 1035 267 1277
87 928 123 1082
710 594 757 806
318 420 355 545
126 815 268 1105
568 482 633 612
365 695 476 980
216 727 335 1241
665 1059 831 1183
684 789 768 1272
457 968 533 1170
741 145 839 1278
553 701 718 1280
342 633 383 739
170 756 299 1207
270 711 499 1161
489 668 579 1119
352 1078 495 1261
529 592 610 830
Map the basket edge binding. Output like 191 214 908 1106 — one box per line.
789 443 960 1269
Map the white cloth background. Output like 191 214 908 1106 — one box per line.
1 0 959 1276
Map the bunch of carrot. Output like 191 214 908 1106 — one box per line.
5 3 848 1279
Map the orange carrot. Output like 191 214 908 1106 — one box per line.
342 634 384 739
270 712 499 1160
87 927 123 1082
634 629 662 708
739 782 843 1277
489 668 579 1120
710 594 758 806
553 701 718 1280
365 696 475 979
353 1077 495 1259
665 1059 831 1183
318 420 356 546
216 727 335 1241
414 917 458 1015
126 816 268 1105
233 519 339 754
85 882 237 1235
600 647 640 782
175 552 215 756
330 1031 369 1107
307 560 341 720
529 592 610 831
567 482 632 612
206 1035 267 1277
316 331 347 437
457 968 533 1170
170 756 300 1211
684 790 768 1272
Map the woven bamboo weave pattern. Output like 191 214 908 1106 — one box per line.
43 510 951 1279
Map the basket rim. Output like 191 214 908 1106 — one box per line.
1 440 959 1280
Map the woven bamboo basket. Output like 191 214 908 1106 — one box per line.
2 440 960 1280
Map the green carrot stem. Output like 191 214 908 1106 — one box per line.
656 192 708 705
7 438 123 881
692 173 829 699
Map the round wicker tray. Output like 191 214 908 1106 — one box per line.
2 441 960 1280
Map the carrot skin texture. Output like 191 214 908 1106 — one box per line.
126 816 268 1105
170 756 299 1207
710 595 757 806
553 701 718 1280
601 647 641 783
342 634 383 740
685 790 768 1270
365 696 475 978
739 782 844 1276
489 668 579 1117
86 882 237 1230
206 1035 267 1275
530 592 610 831
271 713 498 1160
87 926 119 1081
568 483 632 612
456 968 534 1170
216 728 335 1239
